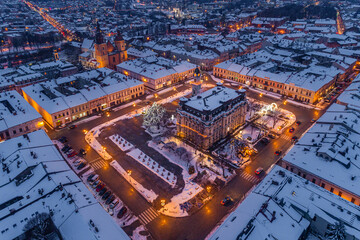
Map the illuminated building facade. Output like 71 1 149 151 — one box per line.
94 23 127 69
0 91 43 141
177 83 247 150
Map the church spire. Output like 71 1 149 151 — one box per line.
95 21 104 44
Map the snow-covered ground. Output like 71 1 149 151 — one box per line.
110 160 158 203
110 134 135 152
240 125 262 143
127 148 177 187
131 225 149 240
157 89 192 105
113 99 142 112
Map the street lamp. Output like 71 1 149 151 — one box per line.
127 170 132 183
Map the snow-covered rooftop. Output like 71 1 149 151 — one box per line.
0 130 129 240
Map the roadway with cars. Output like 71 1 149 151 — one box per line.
47 78 326 240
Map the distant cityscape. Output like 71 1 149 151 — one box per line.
0 0 360 240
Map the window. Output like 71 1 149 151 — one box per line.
13 130 17 135
312 178 316 183
338 192 342 197
330 187 334 193
302 173 307 178
321 183 325 188
351 198 355 203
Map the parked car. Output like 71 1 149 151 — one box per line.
220 197 232 206
311 118 316 123
77 162 86 170
255 167 264 175
69 124 77 129
87 174 95 181
296 121 301 125
99 187 107 196
289 127 295 133
96 183 105 192
117 207 127 219
109 199 119 209
268 133 276 139
102 191 112 200
92 180 101 188
59 136 68 143
64 147 73 154
291 136 298 142
61 145 70 152
106 195 115 205
79 149 87 155
67 151 78 158
274 150 282 156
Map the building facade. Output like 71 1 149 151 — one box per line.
177 83 247 149
22 69 144 128
94 23 127 69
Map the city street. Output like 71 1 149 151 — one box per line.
47 79 323 240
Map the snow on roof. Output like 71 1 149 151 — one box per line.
183 85 246 112
0 91 42 131
208 166 360 240
22 68 143 114
283 101 360 197
0 130 129 240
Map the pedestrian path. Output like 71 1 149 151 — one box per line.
280 135 292 141
239 171 259 184
138 207 159 225
90 159 108 170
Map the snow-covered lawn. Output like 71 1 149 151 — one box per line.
110 160 158 203
131 225 149 240
159 180 203 217
255 115 287 132
239 125 262 144
110 134 134 152
127 148 177 187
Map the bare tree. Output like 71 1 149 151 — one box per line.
143 103 166 129
23 212 52 240
325 221 346 240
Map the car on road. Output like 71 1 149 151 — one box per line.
260 137 270 144
67 151 78 158
77 162 86 170
311 118 316 123
274 150 282 155
102 191 112 200
96 183 105 192
110 199 119 209
79 149 87 155
99 187 107 196
291 136 298 142
59 136 68 143
117 207 127 219
106 195 115 205
255 167 264 175
289 127 295 133
220 196 232 206
296 121 301 125
69 124 77 129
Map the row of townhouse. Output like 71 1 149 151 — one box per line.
22 68 144 128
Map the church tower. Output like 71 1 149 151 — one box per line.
94 22 109 68
191 67 202 96
114 30 127 62
336 9 345 35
